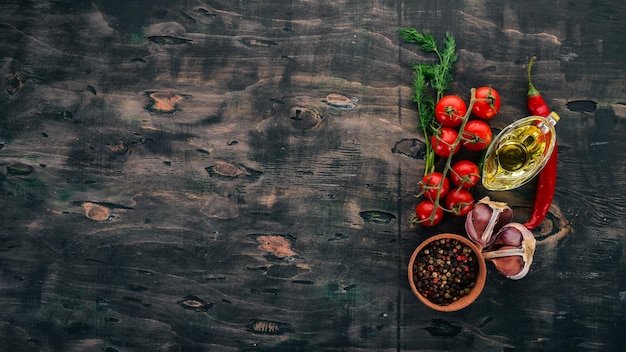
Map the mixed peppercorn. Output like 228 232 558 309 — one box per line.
412 238 480 306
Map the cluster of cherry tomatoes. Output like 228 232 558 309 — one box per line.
415 86 501 227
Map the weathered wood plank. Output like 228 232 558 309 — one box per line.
1 0 626 351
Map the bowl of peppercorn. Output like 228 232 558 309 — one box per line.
408 233 486 312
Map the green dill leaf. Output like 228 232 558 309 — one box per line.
413 68 435 134
430 65 449 92
418 97 435 133
397 28 415 41
418 32 437 52
412 66 428 102
427 33 458 99
419 63 437 80
398 28 437 52
397 28 421 43
399 29 458 177
441 32 458 68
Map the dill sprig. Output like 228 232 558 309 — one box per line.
398 28 458 175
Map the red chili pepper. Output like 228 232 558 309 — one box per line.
526 56 551 117
523 56 557 231
524 144 557 230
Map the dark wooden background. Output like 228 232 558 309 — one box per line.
1 0 626 351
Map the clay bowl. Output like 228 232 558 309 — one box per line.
408 233 486 312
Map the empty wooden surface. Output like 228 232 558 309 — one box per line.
1 1 625 351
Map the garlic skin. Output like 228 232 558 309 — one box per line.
482 222 536 280
465 196 513 249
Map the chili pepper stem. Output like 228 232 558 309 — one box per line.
527 56 541 97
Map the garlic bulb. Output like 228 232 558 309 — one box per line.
482 222 536 280
465 196 513 249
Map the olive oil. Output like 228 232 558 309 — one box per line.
482 112 559 191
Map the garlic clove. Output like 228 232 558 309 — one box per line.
482 222 536 280
492 225 522 247
465 196 513 249
485 245 525 278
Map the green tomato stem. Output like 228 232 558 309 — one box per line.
426 88 478 222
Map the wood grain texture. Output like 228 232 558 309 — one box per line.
1 0 625 351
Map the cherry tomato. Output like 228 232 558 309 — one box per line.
415 200 444 227
420 172 450 200
444 189 474 216
472 86 501 119
462 120 493 151
435 95 467 128
431 127 460 158
449 160 480 189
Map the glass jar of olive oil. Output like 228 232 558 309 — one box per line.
482 112 559 191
